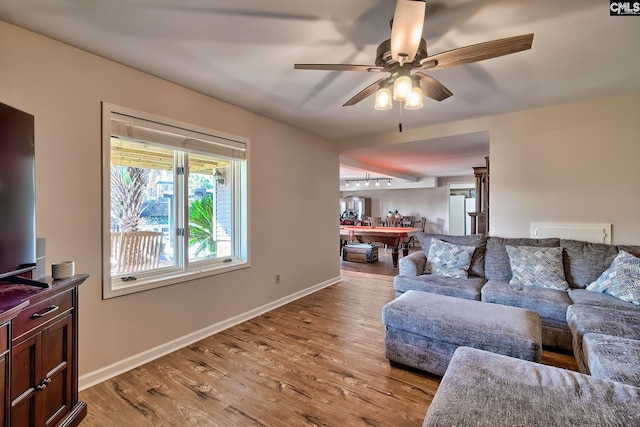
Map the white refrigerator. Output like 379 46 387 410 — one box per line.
449 195 476 235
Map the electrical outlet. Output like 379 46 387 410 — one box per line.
275 274 281 284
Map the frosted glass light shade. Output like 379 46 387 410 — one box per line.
374 87 393 110
393 75 412 101
391 0 426 63
404 86 423 109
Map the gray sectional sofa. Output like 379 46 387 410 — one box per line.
422 347 640 427
393 232 640 388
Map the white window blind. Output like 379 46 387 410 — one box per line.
110 112 247 160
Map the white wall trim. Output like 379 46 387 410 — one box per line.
530 222 613 244
79 276 341 390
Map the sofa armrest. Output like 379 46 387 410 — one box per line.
398 250 427 276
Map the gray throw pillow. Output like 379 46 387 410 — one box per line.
587 250 640 305
485 237 560 281
427 238 476 279
505 245 569 291
416 232 486 277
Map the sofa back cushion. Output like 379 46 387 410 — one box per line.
560 239 619 289
485 237 560 281
618 245 640 258
416 233 486 278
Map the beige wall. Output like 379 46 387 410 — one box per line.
490 92 640 244
0 22 339 377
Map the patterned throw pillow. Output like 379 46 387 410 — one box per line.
586 250 640 305
427 238 476 279
505 245 569 291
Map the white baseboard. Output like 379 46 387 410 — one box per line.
79 276 341 390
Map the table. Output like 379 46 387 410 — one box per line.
340 226 420 267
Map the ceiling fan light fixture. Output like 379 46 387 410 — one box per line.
374 87 393 110
404 85 423 110
393 75 412 101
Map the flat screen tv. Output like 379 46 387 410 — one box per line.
0 102 36 280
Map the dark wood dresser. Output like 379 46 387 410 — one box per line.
0 274 88 427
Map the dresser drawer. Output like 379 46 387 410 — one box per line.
12 290 73 339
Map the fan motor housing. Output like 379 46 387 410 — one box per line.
375 38 428 71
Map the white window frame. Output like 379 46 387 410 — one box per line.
101 103 249 299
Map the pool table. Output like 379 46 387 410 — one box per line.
340 226 420 267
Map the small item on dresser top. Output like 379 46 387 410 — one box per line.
52 261 75 280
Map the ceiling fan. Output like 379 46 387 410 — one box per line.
294 0 534 111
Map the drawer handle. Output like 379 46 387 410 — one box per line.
31 305 59 319
36 378 51 391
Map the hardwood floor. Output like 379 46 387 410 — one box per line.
80 249 577 426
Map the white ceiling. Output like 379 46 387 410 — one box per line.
1 0 639 180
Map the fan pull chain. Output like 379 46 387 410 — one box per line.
398 101 403 132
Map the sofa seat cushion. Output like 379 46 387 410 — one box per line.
569 288 640 311
416 233 486 277
393 274 486 301
485 237 560 282
423 347 640 427
583 333 640 387
567 304 640 373
481 280 571 323
567 304 640 341
560 239 619 289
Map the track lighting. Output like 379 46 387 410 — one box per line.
343 176 391 187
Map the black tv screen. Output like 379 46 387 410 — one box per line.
0 102 36 279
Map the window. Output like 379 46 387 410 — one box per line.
102 103 248 298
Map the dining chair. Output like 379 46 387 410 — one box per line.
369 216 383 227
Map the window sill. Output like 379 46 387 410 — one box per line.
104 259 249 299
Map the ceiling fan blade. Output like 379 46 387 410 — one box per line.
414 72 452 101
422 33 534 70
294 64 384 72
343 79 386 106
391 0 426 63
